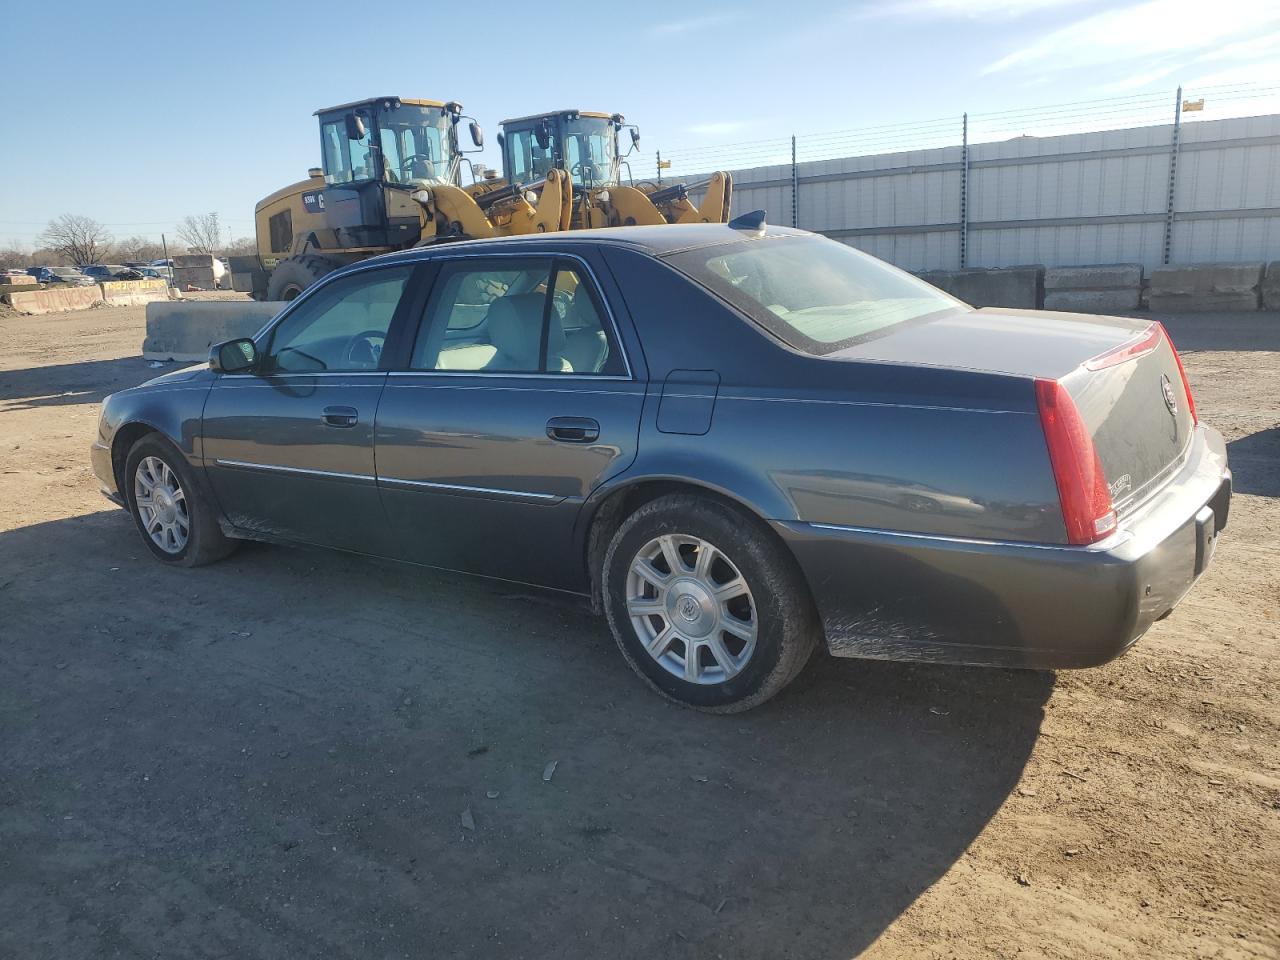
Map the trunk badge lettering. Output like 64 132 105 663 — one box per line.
1160 374 1178 416
1109 474 1132 499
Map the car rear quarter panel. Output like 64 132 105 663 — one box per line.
599 248 1066 544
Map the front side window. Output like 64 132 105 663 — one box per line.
505 129 555 184
664 235 962 354
320 115 373 185
264 266 412 373
378 102 452 184
411 258 623 376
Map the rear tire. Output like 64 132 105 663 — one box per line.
266 255 338 301
602 494 819 713
124 435 236 567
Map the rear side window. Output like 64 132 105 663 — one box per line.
664 235 961 354
409 258 624 376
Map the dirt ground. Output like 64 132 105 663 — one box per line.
1 297 1276 960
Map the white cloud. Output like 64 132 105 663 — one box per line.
982 0 1280 76
648 12 737 36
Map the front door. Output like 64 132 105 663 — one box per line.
375 254 644 591
202 263 417 554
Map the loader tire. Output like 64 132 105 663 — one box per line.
266 255 339 301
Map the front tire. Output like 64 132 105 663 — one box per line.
602 494 819 712
266 255 338 301
124 435 236 567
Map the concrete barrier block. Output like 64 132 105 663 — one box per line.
1148 262 1263 312
1044 289 1142 313
1 275 38 287
2 285 104 315
173 266 217 288
1044 264 1142 291
1262 261 1280 311
1041 264 1142 313
100 278 170 307
143 301 286 361
173 253 217 268
916 265 1044 309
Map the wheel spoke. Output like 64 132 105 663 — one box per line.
706 634 736 675
722 617 756 644
714 577 749 602
647 624 676 657
683 641 700 681
631 558 670 589
658 535 685 575
693 541 716 581
627 598 665 618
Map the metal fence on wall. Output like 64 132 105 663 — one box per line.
660 84 1280 273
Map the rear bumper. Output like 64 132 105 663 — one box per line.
775 424 1230 670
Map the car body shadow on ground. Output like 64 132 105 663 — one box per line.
0 356 161 410
1226 427 1280 497
0 509 1052 960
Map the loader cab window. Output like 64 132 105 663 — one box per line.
321 115 373 185
563 118 617 189
379 103 454 185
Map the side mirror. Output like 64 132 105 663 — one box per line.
210 337 257 374
344 112 366 141
469 120 484 149
535 123 552 150
630 127 641 147
496 130 505 148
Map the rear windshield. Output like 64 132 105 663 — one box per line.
663 234 963 354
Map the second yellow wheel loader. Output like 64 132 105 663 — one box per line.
496 110 733 229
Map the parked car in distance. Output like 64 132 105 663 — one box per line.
90 219 1231 711
33 266 96 286
81 264 143 282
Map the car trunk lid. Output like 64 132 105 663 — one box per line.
828 307 1196 525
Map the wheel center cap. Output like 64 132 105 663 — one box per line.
154 490 175 522
667 579 715 638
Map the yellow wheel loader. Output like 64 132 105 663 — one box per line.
496 110 733 230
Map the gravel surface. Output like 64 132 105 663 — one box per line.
1 301 1276 959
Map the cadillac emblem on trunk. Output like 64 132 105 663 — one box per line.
1161 374 1179 416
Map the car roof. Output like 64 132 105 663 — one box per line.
370 222 810 268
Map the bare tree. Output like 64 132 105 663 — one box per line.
224 236 257 257
0 246 31 271
37 214 113 265
177 213 223 255
115 235 168 263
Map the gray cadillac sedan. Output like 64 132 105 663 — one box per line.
91 219 1230 711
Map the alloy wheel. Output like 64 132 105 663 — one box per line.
133 456 189 554
625 534 758 684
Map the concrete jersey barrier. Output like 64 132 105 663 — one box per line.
1148 262 1264 312
100 279 170 307
1261 262 1280 311
915 265 1045 309
143 301 287 362
1043 264 1142 314
1 285 104 315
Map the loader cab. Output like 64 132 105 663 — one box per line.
311 97 473 250
500 110 634 190
317 98 465 189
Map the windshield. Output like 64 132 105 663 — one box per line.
320 103 456 187
664 235 963 354
378 103 456 185
562 117 617 189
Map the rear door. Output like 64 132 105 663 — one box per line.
374 252 645 591
201 263 418 554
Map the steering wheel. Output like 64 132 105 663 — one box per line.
402 153 434 175
343 329 385 369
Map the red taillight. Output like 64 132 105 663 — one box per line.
1158 323 1198 424
1084 322 1161 370
1035 378 1117 545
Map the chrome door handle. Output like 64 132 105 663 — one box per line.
546 417 600 443
322 405 359 427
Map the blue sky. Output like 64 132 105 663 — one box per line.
0 0 1276 249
